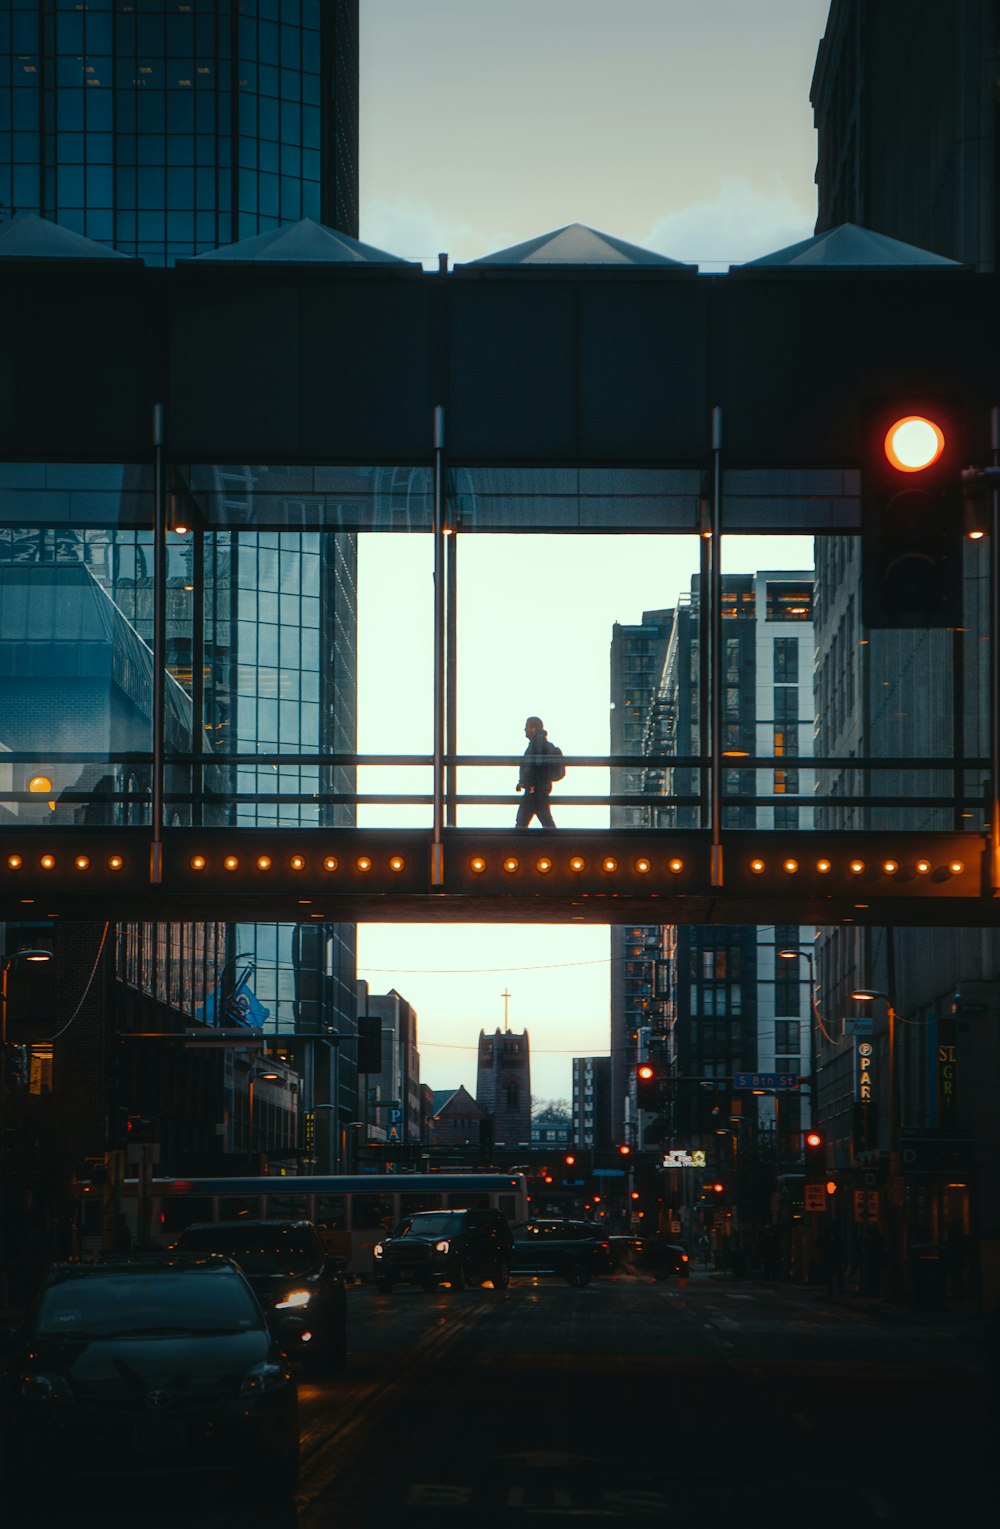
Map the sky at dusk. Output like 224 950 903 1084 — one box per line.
352 1 831 1103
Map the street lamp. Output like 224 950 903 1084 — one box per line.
247 1070 279 1155
851 987 902 1298
1 948 54 1304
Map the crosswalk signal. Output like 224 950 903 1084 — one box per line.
862 402 964 629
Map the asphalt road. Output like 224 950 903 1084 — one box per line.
10 1269 998 1526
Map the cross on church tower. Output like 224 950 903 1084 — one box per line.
501 987 512 1032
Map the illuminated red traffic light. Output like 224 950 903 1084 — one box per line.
637 1064 655 1082
618 1144 632 1157
883 415 945 473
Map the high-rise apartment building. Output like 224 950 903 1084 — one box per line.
0 0 359 265
571 1055 611 1154
633 572 816 1157
608 611 673 1140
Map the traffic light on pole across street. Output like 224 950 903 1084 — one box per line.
861 402 965 629
635 1061 660 1112
804 1128 826 1178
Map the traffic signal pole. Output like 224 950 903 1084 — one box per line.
991 407 1000 893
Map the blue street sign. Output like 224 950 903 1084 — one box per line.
592 1168 626 1178
733 1072 799 1090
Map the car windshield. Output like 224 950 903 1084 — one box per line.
393 1213 463 1239
36 1269 263 1338
177 1227 316 1275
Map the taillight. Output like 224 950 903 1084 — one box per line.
681 1254 689 1263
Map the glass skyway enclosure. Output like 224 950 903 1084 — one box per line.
0 456 988 837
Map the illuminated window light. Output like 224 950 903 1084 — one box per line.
40 854 55 870
190 855 206 871
569 856 585 872
635 858 651 874
916 859 931 875
668 858 684 874
816 859 832 874
389 856 405 872
75 855 90 871
224 855 239 871
882 860 899 875
783 858 799 874
750 858 765 875
602 857 618 873
7 854 22 870
290 855 306 871
470 856 487 873
850 860 865 875
256 855 272 871
323 856 338 872
357 856 372 872
949 860 964 875
503 857 519 874
107 856 123 872
536 857 553 874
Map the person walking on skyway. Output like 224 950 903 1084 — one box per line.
515 715 564 828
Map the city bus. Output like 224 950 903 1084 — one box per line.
80 1172 530 1277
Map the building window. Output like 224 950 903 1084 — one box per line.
766 583 812 622
773 637 798 682
505 1082 519 1112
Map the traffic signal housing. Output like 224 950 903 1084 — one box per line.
635 1061 660 1112
113 1106 131 1149
862 402 964 629
804 1128 826 1178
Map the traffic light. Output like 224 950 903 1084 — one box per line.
635 1061 660 1112
862 402 965 628
804 1128 826 1177
617 1143 632 1159
564 1153 576 1167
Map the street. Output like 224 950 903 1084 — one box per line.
9 1267 996 1527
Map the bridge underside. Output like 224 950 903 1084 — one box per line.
0 828 993 927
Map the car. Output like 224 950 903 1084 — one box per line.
606 1236 690 1281
0 1255 299 1501
508 1219 612 1286
173 1220 348 1375
372 1207 513 1292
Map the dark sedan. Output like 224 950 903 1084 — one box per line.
509 1219 612 1286
174 1220 347 1375
606 1236 691 1280
0 1256 299 1503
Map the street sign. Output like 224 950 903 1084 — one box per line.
379 1099 402 1110
388 1107 403 1124
733 1072 798 1090
804 1184 827 1211
854 1190 879 1222
592 1168 626 1178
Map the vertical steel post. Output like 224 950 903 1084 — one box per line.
191 527 205 827
151 403 166 884
432 405 446 884
991 406 1000 891
446 508 458 827
699 499 712 828
709 407 724 887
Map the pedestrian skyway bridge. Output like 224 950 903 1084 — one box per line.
0 825 991 926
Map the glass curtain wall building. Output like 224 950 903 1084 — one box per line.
0 0 358 265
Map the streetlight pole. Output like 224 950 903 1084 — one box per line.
851 987 902 1299
1 948 54 1304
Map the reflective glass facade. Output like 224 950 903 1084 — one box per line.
0 0 358 265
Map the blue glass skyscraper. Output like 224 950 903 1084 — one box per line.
0 0 357 265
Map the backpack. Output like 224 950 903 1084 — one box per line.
543 741 566 783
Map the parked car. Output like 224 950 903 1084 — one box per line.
606 1236 690 1281
372 1207 513 1291
0 1255 299 1501
509 1219 612 1286
174 1220 347 1374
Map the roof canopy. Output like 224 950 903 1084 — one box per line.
466 221 692 268
191 217 416 266
0 212 130 261
742 222 962 269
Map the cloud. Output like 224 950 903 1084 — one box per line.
361 195 495 268
646 175 815 271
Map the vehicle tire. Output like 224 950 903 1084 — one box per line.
374 1278 393 1294
565 1263 591 1288
450 1261 467 1291
493 1258 511 1289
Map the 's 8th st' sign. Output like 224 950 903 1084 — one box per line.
661 1150 707 1169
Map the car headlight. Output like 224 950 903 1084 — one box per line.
434 1240 451 1254
275 1288 311 1310
373 1243 384 1259
20 1370 74 1404
240 1360 290 1396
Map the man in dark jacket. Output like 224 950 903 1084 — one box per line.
515 715 556 828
